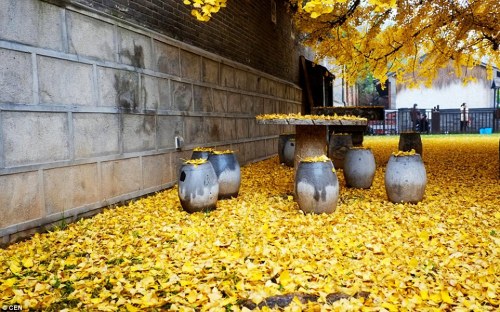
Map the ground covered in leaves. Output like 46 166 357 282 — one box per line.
1 135 499 311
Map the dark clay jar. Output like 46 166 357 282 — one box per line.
343 147 376 189
208 152 241 199
295 160 339 214
178 161 219 213
278 134 295 167
385 154 427 203
328 133 353 170
191 150 213 160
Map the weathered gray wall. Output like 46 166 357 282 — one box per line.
0 0 301 245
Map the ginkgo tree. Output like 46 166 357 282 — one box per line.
184 0 500 87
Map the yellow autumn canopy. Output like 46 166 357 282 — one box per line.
184 0 500 87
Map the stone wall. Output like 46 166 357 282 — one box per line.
0 0 302 245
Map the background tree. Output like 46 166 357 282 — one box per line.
357 73 379 106
184 0 500 87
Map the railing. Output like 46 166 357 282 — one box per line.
367 108 500 135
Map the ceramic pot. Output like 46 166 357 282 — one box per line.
398 132 423 156
208 152 241 199
282 137 295 167
178 161 219 213
328 133 353 169
295 159 339 214
385 154 427 203
343 148 376 188
278 134 295 167
191 149 213 160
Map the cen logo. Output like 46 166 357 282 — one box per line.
1 305 22 311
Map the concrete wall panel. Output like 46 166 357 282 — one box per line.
101 158 142 199
265 138 278 158
241 95 254 113
141 74 160 111
184 116 206 145
258 77 269 94
244 141 256 162
236 119 249 139
263 98 276 114
0 0 63 51
142 153 172 189
253 97 264 115
246 72 259 92
193 85 213 112
2 112 69 167
254 139 266 159
180 50 201 81
213 89 227 112
171 81 192 111
122 114 156 153
202 58 219 84
157 115 183 149
67 11 116 61
234 68 247 90
223 119 236 141
248 119 258 140
0 171 41 228
119 28 153 70
158 78 171 110
98 67 139 110
232 143 246 164
227 92 241 113
73 113 120 159
205 117 223 142
155 41 180 76
221 64 235 88
0 49 33 104
44 163 99 214
38 56 94 106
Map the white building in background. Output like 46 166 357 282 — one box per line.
388 63 500 110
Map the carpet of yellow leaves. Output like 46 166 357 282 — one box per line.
1 135 499 311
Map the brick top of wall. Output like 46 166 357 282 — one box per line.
64 0 304 84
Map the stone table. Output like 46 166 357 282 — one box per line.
312 106 384 146
257 115 368 169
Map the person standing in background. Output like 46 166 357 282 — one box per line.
460 103 469 132
411 103 421 131
420 113 429 134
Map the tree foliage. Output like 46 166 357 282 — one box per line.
184 0 500 86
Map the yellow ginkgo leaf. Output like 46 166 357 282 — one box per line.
441 290 453 304
181 262 195 273
125 303 139 312
381 302 398 312
3 277 17 287
408 258 419 269
9 263 21 274
278 270 292 286
22 257 34 268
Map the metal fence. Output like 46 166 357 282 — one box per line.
367 108 500 135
